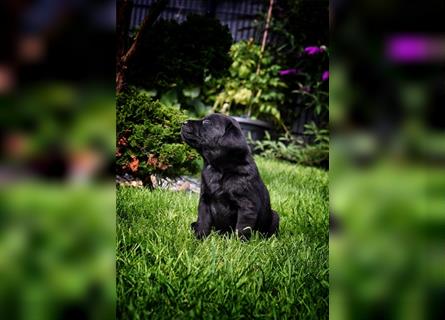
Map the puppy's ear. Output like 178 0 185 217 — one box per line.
223 121 243 140
204 119 250 164
223 121 236 136
221 121 249 153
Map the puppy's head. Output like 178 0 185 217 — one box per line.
181 114 249 165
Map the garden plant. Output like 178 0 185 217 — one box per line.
209 40 286 124
116 89 200 187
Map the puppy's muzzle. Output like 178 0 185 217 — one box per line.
181 121 193 133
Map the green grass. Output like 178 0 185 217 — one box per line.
117 157 328 319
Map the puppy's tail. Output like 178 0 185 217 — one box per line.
267 210 280 237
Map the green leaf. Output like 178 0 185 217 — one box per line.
182 86 201 98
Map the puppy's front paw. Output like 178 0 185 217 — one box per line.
191 222 210 239
236 226 253 241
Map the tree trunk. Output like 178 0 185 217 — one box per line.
116 66 126 94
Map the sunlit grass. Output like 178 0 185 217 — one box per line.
117 158 328 319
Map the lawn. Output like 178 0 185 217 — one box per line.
117 157 329 319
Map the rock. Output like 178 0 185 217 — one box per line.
178 181 190 191
116 174 200 193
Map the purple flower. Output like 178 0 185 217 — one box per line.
385 35 445 63
304 46 324 55
386 36 428 62
322 70 329 81
279 68 298 76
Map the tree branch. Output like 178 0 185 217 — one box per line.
116 0 168 93
256 0 274 75
121 0 168 66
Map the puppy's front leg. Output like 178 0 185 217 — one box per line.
192 199 212 239
235 207 257 241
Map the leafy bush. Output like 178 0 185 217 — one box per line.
250 122 329 169
276 45 329 131
208 40 286 123
116 89 200 185
126 14 233 117
269 0 329 63
273 45 329 167
265 0 328 129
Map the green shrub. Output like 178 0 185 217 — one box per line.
208 40 286 124
126 14 232 117
116 89 200 185
250 122 329 169
128 14 232 89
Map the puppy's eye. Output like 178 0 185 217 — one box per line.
202 119 211 126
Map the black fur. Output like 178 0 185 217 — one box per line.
181 113 279 240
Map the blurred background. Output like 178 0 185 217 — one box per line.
0 0 115 319
2 0 445 319
330 1 445 319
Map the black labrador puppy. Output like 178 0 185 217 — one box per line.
181 113 280 240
